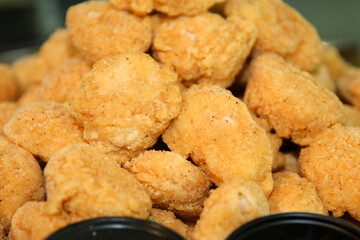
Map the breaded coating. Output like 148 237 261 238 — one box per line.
4 101 85 162
299 124 360 220
72 53 181 164
343 104 360 127
337 68 360 108
244 53 344 146
109 0 153 15
66 1 152 63
0 63 20 102
163 84 273 196
151 208 192 239
126 150 211 220
0 136 45 231
9 202 69 240
0 224 4 240
268 172 327 215
282 152 300 174
39 58 91 103
224 0 322 72
153 13 257 88
322 43 350 81
311 64 336 93
0 102 18 135
44 144 152 220
192 179 269 240
16 84 41 106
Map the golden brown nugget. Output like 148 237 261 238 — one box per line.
322 43 350 81
72 53 181 164
163 84 273 196
192 179 269 240
0 136 45 231
311 64 336 93
4 101 85 162
109 0 153 15
268 172 327 215
282 152 300 174
0 224 4 240
244 53 344 146
39 58 91 103
126 150 211 219
151 208 192 239
337 68 360 108
343 104 360 127
0 102 18 135
16 84 41 106
299 124 360 220
9 202 69 240
45 144 152 220
0 63 20 102
66 1 152 63
224 0 322 72
153 13 257 88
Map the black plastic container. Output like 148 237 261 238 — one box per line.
226 213 360 240
45 217 186 240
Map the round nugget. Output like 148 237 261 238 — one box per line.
66 1 152 63
268 172 327 215
72 53 181 164
126 150 211 219
0 102 18 135
153 13 257 88
244 53 344 146
9 202 69 240
299 124 360 220
0 63 20 102
224 0 322 71
192 179 269 240
0 136 45 231
4 101 85 162
163 84 273 196
45 144 152 220
39 58 91 103
337 68 360 108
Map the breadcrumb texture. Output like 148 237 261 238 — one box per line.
4 101 85 162
72 53 182 164
192 179 269 240
299 124 360 220
44 144 152 220
268 172 327 215
0 136 45 231
66 1 152 63
0 63 20 102
153 13 257 88
109 0 153 15
224 0 322 71
244 53 344 146
163 84 273 196
0 102 18 135
127 150 210 219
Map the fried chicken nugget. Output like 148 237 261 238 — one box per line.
16 84 41 106
153 13 257 88
299 124 360 220
337 67 360 108
66 1 152 63
0 224 4 240
0 102 17 135
163 84 273 196
4 101 85 162
126 150 211 220
151 208 192 239
0 136 45 231
224 0 322 72
268 172 327 215
244 53 344 146
0 63 20 102
72 53 181 164
321 43 350 81
38 58 91 103
343 104 360 127
44 144 152 220
311 64 336 93
9 202 69 240
109 0 153 15
192 179 269 240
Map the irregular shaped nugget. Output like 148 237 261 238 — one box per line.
17 84 41 106
268 172 327 215
39 58 91 103
163 84 273 196
299 124 360 220
0 63 20 102
4 101 85 162
0 136 45 230
0 102 18 135
224 0 322 71
66 1 152 63
337 68 360 108
153 13 257 88
72 53 181 164
192 179 269 240
244 53 344 146
126 150 211 220
9 202 69 240
343 104 360 127
44 144 152 220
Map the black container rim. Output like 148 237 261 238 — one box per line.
45 217 186 240
227 212 360 240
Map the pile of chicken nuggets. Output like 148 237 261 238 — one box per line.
1 0 360 239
